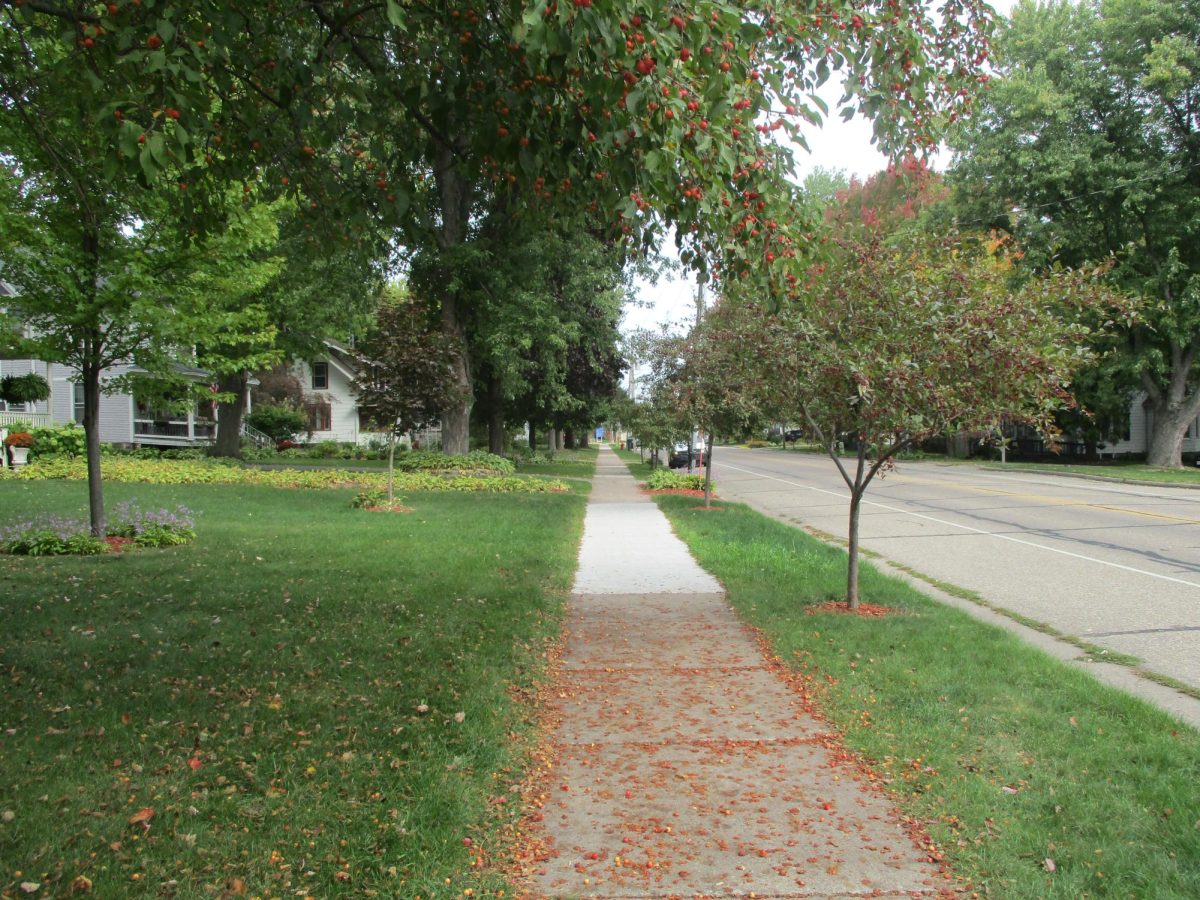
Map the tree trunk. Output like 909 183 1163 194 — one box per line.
82 362 105 538
1145 398 1196 467
846 489 863 609
579 431 590 448
564 429 575 449
487 375 505 455
435 143 474 456
212 371 249 458
387 425 396 502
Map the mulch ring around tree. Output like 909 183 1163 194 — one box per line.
104 536 135 553
805 601 897 618
640 487 715 499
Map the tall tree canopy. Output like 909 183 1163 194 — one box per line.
2 0 994 452
949 0 1200 466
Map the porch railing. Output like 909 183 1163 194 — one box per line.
0 411 51 429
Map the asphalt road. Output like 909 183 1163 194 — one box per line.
708 446 1200 691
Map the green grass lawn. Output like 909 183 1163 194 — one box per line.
648 493 1200 899
991 460 1200 486
0 479 585 899
511 447 599 478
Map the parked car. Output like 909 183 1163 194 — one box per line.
669 441 692 468
783 429 804 444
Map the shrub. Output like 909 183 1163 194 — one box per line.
108 500 197 547
4 431 34 448
160 448 207 461
0 514 107 556
246 405 308 442
646 469 710 491
28 424 85 460
393 450 515 475
276 439 297 452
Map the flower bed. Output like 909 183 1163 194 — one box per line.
7 456 567 493
645 469 711 492
0 502 196 556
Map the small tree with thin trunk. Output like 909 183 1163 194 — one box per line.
774 233 1129 607
351 291 462 503
672 299 776 507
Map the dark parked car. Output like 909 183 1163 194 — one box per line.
669 441 692 468
783 429 804 444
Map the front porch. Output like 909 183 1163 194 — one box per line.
0 410 51 430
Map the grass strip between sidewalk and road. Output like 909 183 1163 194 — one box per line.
0 479 585 899
646 490 1200 899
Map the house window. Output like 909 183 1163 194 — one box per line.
311 362 329 390
73 382 85 424
308 399 331 432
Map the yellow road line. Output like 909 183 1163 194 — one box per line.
884 473 1200 526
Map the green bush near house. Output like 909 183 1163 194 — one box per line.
28 423 86 460
246 404 308 442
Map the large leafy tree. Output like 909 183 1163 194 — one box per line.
949 0 1200 466
206 203 385 458
0 172 279 536
2 0 993 453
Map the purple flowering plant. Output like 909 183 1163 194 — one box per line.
0 501 197 555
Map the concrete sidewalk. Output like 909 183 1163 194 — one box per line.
526 446 949 898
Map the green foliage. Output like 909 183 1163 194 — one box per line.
27 424 86 461
107 501 197 548
246 404 309 443
392 451 515 476
1 526 108 557
646 469 709 491
949 0 1200 464
351 488 388 509
0 373 51 404
12 456 562 494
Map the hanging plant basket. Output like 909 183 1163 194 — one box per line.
0 373 51 405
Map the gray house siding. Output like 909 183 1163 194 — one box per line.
48 362 134 443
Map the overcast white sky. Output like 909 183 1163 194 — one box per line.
622 0 1018 337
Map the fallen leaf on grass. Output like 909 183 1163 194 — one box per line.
1001 786 1020 795
70 875 92 892
1043 858 1056 872
19 883 40 894
127 807 155 827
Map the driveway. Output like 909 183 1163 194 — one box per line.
710 447 1200 691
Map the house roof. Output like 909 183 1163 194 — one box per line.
320 339 359 381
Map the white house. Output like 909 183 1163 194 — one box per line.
291 339 440 448
1097 394 1200 458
